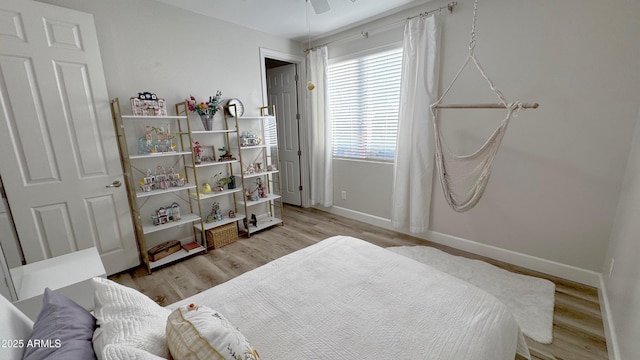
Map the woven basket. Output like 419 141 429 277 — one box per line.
206 222 238 249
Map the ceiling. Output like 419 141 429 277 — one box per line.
151 0 434 42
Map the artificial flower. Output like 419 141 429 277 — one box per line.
187 90 223 116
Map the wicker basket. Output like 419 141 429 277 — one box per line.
206 222 238 249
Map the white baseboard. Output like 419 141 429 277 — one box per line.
326 205 392 228
424 230 602 288
323 206 601 288
598 276 620 360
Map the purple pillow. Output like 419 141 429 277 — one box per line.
22 288 97 360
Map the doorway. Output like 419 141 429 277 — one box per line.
260 48 309 207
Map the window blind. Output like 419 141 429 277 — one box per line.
328 47 403 161
263 116 278 146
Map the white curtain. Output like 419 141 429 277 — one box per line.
391 14 440 233
307 46 333 207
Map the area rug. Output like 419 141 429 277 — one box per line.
387 246 555 344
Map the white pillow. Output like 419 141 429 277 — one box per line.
166 304 260 360
102 344 167 360
92 277 171 360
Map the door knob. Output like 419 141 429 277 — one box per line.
106 180 122 188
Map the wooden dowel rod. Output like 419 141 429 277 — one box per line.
432 102 539 109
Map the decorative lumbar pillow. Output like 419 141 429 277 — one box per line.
166 304 260 360
22 287 97 360
92 277 171 360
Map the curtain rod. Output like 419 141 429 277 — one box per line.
306 1 457 52
432 102 539 109
409 1 458 20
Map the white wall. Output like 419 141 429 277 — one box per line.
36 0 303 114
321 0 640 273
332 159 392 218
602 107 640 360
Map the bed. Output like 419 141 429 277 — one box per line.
1 235 530 360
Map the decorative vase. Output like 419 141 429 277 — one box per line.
200 114 214 131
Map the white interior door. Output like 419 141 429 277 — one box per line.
0 0 138 275
267 64 302 206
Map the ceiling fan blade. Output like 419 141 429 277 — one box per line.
309 0 330 14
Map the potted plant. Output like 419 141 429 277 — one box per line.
211 172 235 191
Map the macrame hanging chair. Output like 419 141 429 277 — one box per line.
429 0 538 212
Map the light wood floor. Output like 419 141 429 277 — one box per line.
111 205 609 360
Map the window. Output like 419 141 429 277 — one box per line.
328 47 403 161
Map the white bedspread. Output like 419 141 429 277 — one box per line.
169 236 530 360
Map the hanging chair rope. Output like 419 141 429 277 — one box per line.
429 0 533 212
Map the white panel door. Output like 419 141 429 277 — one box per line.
0 0 138 275
267 64 302 206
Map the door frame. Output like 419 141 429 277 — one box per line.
259 48 310 208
